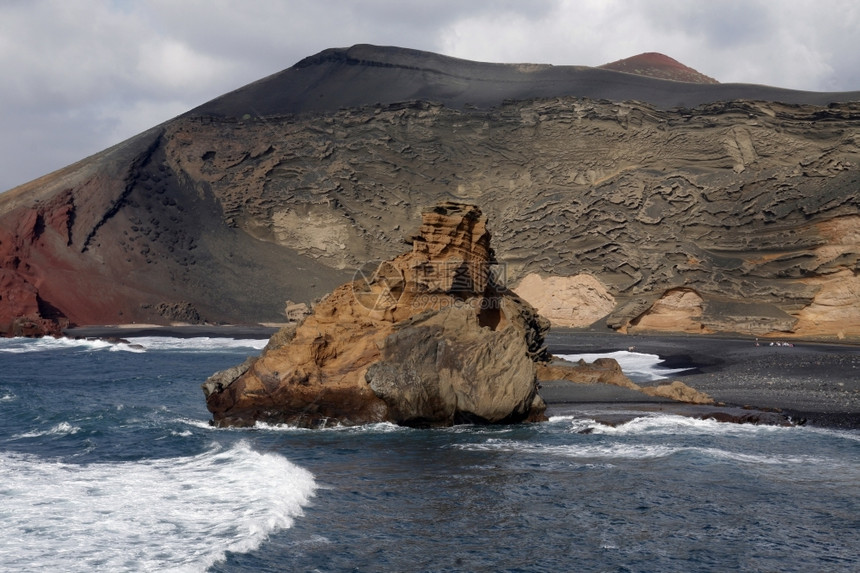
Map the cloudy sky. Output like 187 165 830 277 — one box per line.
1 0 859 192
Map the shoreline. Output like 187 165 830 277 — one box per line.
59 325 860 429
545 329 860 429
63 324 280 339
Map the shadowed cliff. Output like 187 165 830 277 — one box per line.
1 45 859 339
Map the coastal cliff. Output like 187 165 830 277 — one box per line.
2 45 859 340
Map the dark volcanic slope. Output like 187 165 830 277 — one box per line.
1 45 859 337
0 127 348 334
194 45 860 118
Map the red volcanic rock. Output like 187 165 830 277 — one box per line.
0 191 74 336
599 52 719 84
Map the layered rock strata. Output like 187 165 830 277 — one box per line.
203 202 550 428
2 45 859 340
150 97 860 340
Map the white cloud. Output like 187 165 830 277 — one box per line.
136 39 233 91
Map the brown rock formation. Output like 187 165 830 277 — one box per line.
626 288 708 334
639 381 715 405
538 358 639 390
2 45 860 340
203 202 549 428
537 359 715 405
514 273 616 327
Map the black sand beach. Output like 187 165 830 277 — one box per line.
64 325 860 428
546 330 860 429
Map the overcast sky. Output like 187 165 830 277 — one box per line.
2 0 859 192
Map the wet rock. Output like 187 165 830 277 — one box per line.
640 380 715 405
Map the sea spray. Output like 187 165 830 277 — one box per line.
0 336 267 354
0 441 316 572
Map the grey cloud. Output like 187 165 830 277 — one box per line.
636 0 771 48
1 0 858 192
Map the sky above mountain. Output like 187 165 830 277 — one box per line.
1 0 859 192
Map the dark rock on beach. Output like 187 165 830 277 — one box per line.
543 330 860 428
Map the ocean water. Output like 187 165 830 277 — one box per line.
1 337 858 572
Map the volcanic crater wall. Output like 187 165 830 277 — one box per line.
2 91 859 338
166 97 860 338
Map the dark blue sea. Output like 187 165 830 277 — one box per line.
1 336 858 572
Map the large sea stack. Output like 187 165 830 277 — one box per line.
2 45 859 340
203 202 549 428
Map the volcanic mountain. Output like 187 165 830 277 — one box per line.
599 52 719 84
1 44 859 339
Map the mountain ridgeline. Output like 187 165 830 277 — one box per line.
1 45 859 339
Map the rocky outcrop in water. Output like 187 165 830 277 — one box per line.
202 202 549 428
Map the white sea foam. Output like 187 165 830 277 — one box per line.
124 336 268 352
13 421 81 439
555 350 691 382
0 336 113 353
179 417 219 431
251 420 406 433
0 336 267 354
457 438 677 460
800 424 860 443
547 413 810 446
573 413 790 437
460 414 852 468
456 435 834 467
0 441 316 572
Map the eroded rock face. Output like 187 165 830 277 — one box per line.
2 46 860 340
366 304 543 425
203 203 549 428
174 96 860 341
0 191 73 336
515 273 616 328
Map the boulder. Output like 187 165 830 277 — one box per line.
203 202 549 428
639 381 715 405
537 358 639 390
536 358 715 405
366 303 545 426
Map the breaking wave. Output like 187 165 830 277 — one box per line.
0 336 267 354
0 441 316 572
